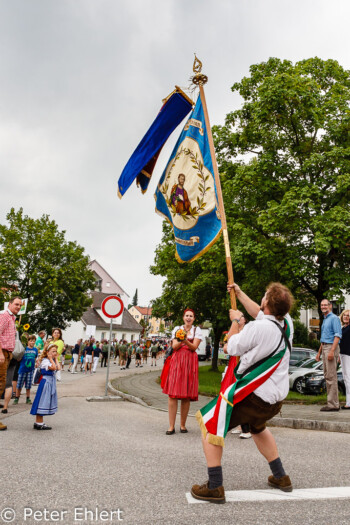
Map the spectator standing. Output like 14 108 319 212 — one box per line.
142 344 148 365
316 299 342 411
92 342 102 372
52 328 64 381
13 335 38 405
70 339 82 374
30 342 60 430
119 341 127 370
101 340 109 367
135 344 142 367
340 309 350 410
84 343 94 375
151 343 158 366
35 330 46 355
0 297 22 430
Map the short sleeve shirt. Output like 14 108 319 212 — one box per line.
18 347 38 373
171 326 203 341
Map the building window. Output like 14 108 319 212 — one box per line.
106 282 110 287
131 335 134 342
101 333 105 340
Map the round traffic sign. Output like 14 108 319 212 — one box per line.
101 296 124 318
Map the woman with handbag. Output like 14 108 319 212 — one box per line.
161 309 203 435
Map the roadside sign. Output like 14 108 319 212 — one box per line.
86 325 96 338
101 295 124 397
101 296 124 319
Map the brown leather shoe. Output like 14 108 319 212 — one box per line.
0 421 7 431
320 406 340 412
191 481 225 504
268 475 293 492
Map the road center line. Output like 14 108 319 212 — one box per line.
186 486 350 503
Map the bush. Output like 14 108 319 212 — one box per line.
293 320 309 345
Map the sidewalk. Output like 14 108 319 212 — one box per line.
110 364 350 434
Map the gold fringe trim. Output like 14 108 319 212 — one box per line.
220 392 233 407
162 86 194 108
117 188 123 200
195 410 225 448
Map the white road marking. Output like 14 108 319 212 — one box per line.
186 486 350 503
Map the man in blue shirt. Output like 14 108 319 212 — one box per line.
316 299 342 411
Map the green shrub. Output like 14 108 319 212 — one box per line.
293 319 309 345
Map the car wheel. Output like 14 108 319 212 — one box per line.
294 378 304 394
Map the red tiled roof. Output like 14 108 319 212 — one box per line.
134 306 152 315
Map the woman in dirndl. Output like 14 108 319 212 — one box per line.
30 342 60 430
161 309 203 434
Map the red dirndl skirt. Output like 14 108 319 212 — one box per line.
161 344 198 401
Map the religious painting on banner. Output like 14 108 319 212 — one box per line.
154 94 222 262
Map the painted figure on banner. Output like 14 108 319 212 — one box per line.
171 174 191 215
155 95 222 262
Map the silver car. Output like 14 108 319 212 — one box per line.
289 359 323 393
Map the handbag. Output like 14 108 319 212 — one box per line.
33 367 42 385
12 332 25 361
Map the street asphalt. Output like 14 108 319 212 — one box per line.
1 358 350 525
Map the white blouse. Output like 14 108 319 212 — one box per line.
172 325 203 341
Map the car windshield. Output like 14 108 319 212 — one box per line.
301 360 319 368
293 358 310 367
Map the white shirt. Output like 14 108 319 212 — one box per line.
41 358 51 371
227 311 294 404
171 325 203 341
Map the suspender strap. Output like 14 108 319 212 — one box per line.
238 318 291 378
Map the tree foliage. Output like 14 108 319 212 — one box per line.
0 208 95 333
214 57 350 319
132 288 138 306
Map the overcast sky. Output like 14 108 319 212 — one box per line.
1 0 350 306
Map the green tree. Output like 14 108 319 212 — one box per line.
150 222 237 371
132 288 138 306
214 57 350 321
0 208 95 333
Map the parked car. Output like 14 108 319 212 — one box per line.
289 347 317 367
289 357 314 374
289 359 323 393
301 369 345 395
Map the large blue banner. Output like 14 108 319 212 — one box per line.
155 94 222 263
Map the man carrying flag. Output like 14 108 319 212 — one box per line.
191 282 294 504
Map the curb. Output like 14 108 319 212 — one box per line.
269 416 350 433
108 382 149 407
86 395 122 402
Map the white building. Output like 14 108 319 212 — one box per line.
62 261 142 345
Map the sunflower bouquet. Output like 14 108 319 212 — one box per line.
175 328 186 342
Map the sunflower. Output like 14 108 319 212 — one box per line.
23 324 30 331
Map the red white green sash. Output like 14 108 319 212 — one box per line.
196 319 290 447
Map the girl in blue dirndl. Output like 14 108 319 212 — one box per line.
31 342 60 430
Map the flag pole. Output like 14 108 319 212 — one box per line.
191 57 237 309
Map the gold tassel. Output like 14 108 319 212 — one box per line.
195 410 225 448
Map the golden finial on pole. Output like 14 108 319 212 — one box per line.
191 54 208 86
